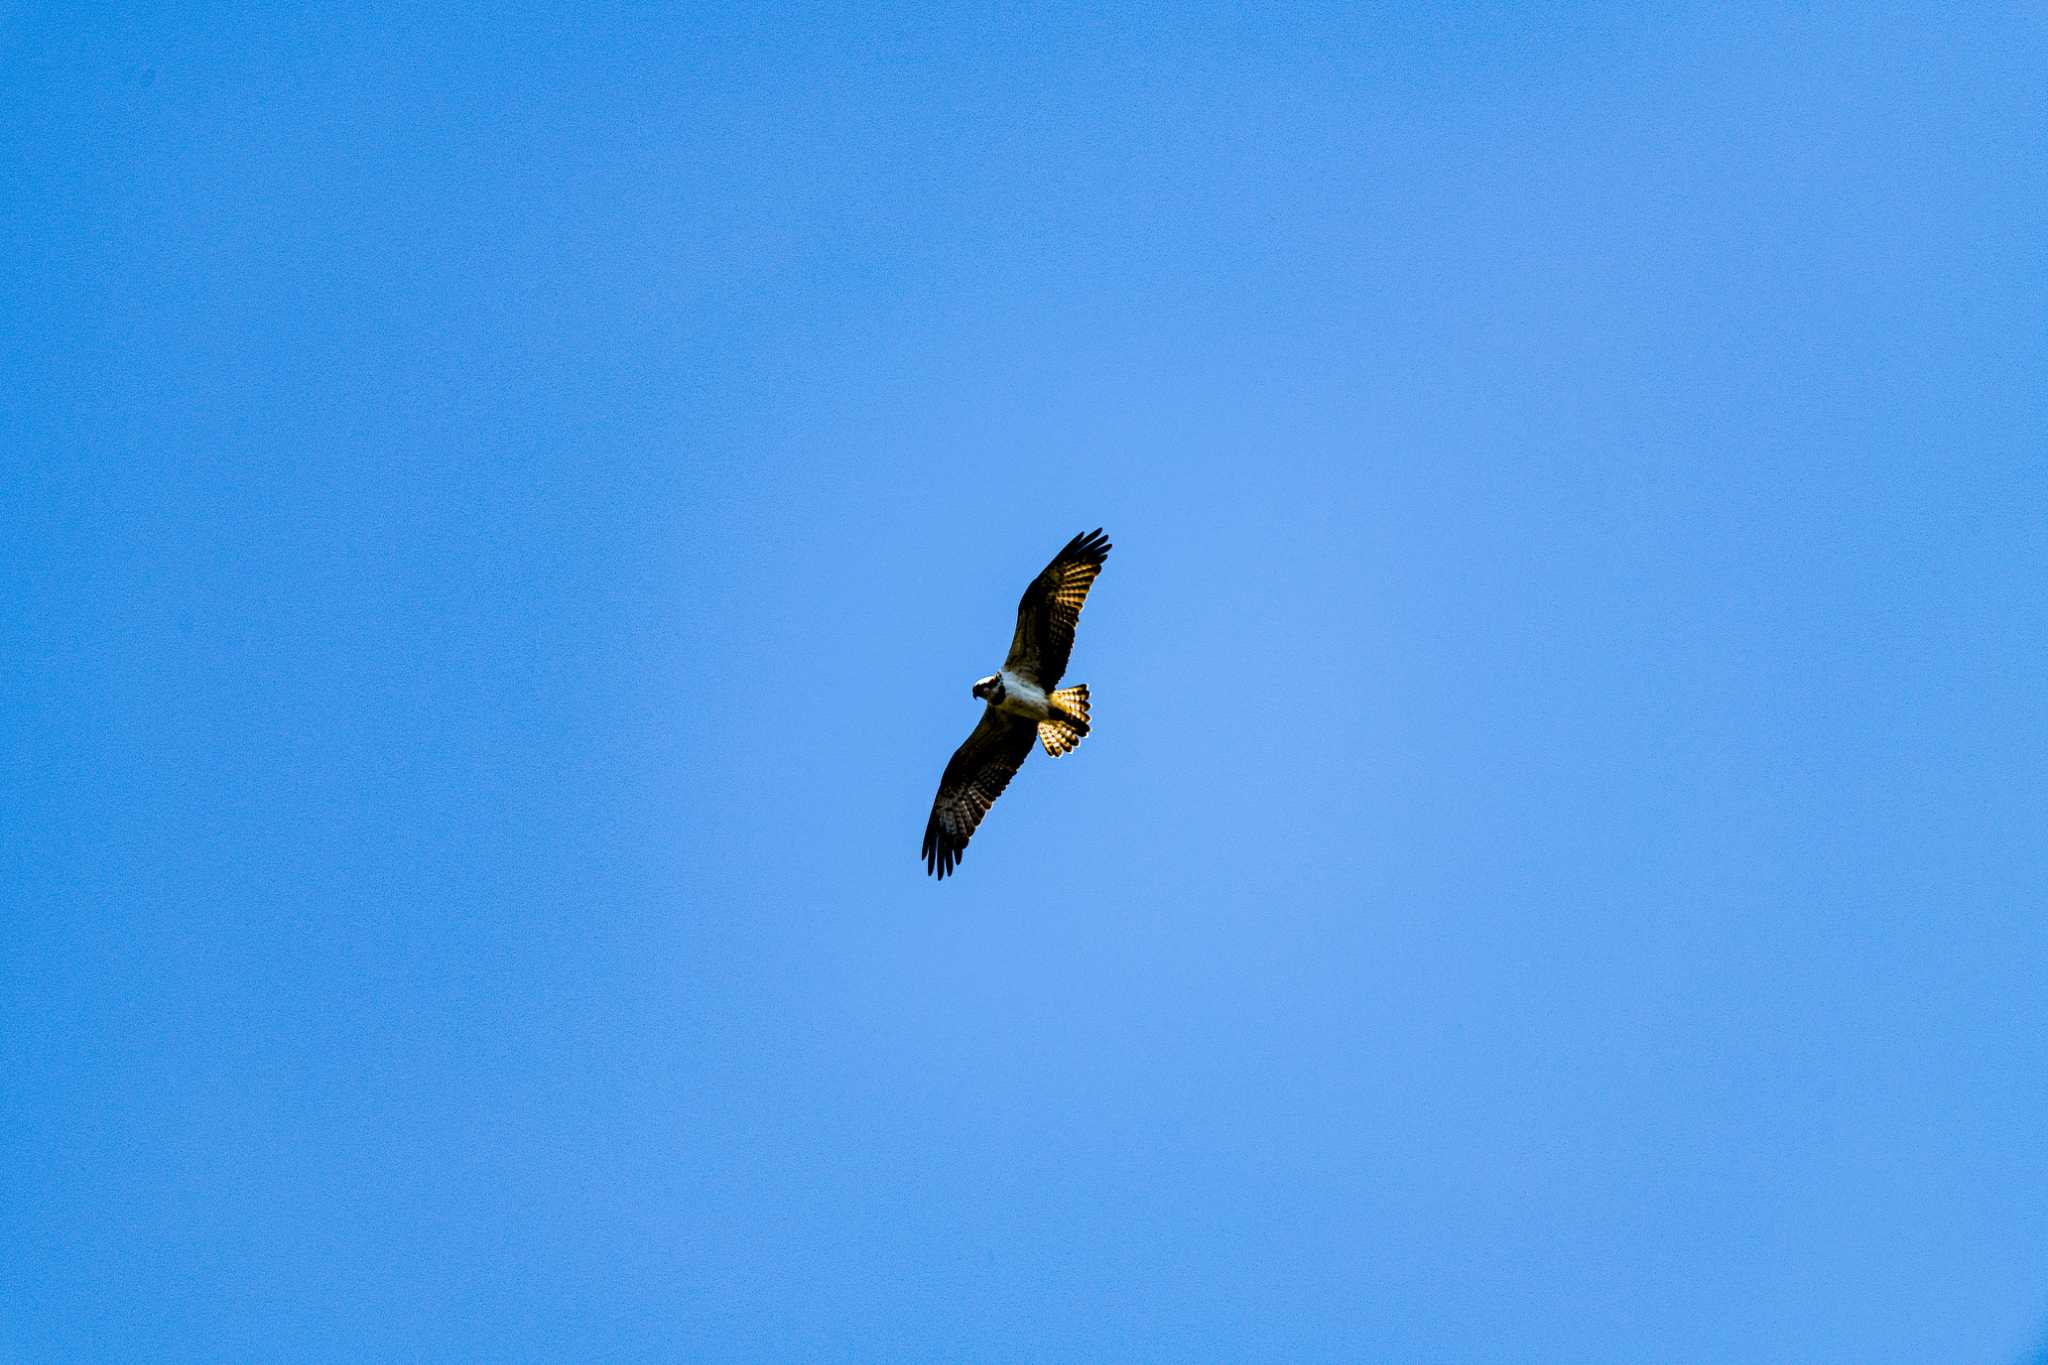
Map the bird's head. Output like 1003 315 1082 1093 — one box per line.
971 674 1003 703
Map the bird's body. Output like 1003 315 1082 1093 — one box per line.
987 671 1051 722
922 529 1111 880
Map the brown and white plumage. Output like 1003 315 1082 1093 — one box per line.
922 528 1112 880
1004 527 1111 689
921 709 1038 880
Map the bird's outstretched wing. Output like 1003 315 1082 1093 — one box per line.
1003 528 1111 689
923 708 1038 879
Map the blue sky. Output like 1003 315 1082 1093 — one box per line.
5 4 2046 1360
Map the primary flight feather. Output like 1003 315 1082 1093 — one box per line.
921 528 1111 880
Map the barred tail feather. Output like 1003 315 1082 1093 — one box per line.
1038 684 1091 757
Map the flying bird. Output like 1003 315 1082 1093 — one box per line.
922 528 1112 879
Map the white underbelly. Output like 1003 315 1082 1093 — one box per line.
996 671 1050 721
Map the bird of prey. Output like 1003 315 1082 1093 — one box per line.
922 528 1112 879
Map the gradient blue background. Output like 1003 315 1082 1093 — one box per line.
6 5 2046 1360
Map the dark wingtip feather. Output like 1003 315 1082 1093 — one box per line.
1066 527 1111 564
925 823 962 879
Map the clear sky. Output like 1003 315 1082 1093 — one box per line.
5 5 2045 1361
